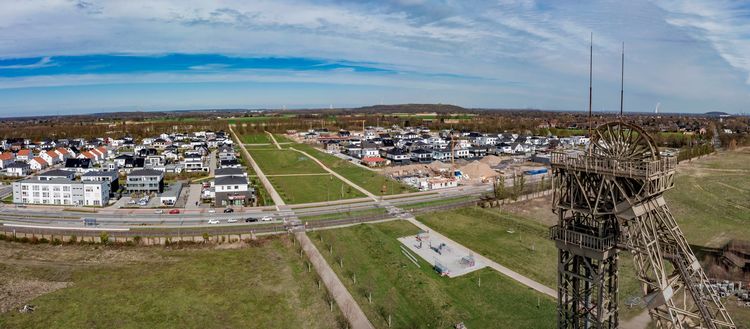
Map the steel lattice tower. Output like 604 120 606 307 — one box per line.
550 122 735 328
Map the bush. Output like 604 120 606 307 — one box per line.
133 236 142 245
69 235 78 244
38 237 49 244
202 232 210 243
99 232 110 244
30 236 39 244
51 238 63 245
0 233 7 241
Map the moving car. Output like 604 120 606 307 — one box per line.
245 217 258 223
260 216 273 222
208 208 216 213
169 209 180 214
227 218 237 223
154 209 163 214
207 219 219 224
223 208 234 213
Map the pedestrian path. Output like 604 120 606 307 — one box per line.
404 216 556 298
266 131 282 150
296 231 375 329
290 147 379 202
229 125 285 206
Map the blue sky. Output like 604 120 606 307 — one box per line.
0 0 748 116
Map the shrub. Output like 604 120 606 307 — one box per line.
51 238 63 245
202 232 210 243
133 236 142 245
99 232 110 244
69 235 78 244
38 237 49 244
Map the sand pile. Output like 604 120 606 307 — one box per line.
479 155 509 167
459 161 498 180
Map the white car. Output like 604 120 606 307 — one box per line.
207 219 220 224
208 208 216 213
154 209 163 214
260 216 273 222
227 218 237 223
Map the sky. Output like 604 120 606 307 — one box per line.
0 0 748 116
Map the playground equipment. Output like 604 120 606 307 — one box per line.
430 242 448 255
434 259 450 276
460 253 476 268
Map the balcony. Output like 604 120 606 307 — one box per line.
549 225 617 252
551 152 676 179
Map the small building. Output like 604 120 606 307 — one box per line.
81 170 120 196
5 161 31 177
362 157 389 167
16 149 32 161
215 167 246 178
38 169 76 181
214 175 253 207
159 183 183 206
126 169 165 194
29 157 48 170
65 158 93 173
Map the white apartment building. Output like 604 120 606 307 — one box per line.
12 177 110 207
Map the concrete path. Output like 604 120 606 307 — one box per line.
404 216 556 298
290 147 379 202
229 125 285 206
184 184 202 210
266 131 282 150
296 231 375 329
208 150 217 177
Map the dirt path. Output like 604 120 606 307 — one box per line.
229 125 285 206
265 173 332 177
404 217 556 298
296 232 375 329
290 147 379 202
267 131 282 150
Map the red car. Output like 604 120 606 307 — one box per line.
169 209 180 214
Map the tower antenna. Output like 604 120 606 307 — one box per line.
620 42 624 119
588 32 593 138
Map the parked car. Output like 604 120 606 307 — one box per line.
169 209 180 214
154 209 163 214
227 218 237 223
223 208 234 213
207 219 219 224
245 217 258 223
128 199 137 205
261 216 273 222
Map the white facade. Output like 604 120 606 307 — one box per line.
12 178 110 207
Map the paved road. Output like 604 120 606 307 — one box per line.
404 216 557 298
296 231 374 329
230 125 285 206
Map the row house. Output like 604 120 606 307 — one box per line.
12 177 110 207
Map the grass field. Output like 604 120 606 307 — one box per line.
273 134 293 143
240 133 272 144
416 206 644 320
310 221 556 328
298 208 387 221
290 143 414 195
0 238 341 328
268 175 365 204
665 148 750 247
249 149 327 175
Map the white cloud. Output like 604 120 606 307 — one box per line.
0 56 55 69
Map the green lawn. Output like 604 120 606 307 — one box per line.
268 175 365 204
249 149 327 175
417 206 644 320
290 143 415 195
665 148 750 247
0 238 340 328
310 221 556 328
273 134 293 143
240 133 272 144
298 208 387 221
400 196 475 209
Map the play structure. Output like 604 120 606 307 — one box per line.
460 253 475 268
398 233 486 278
